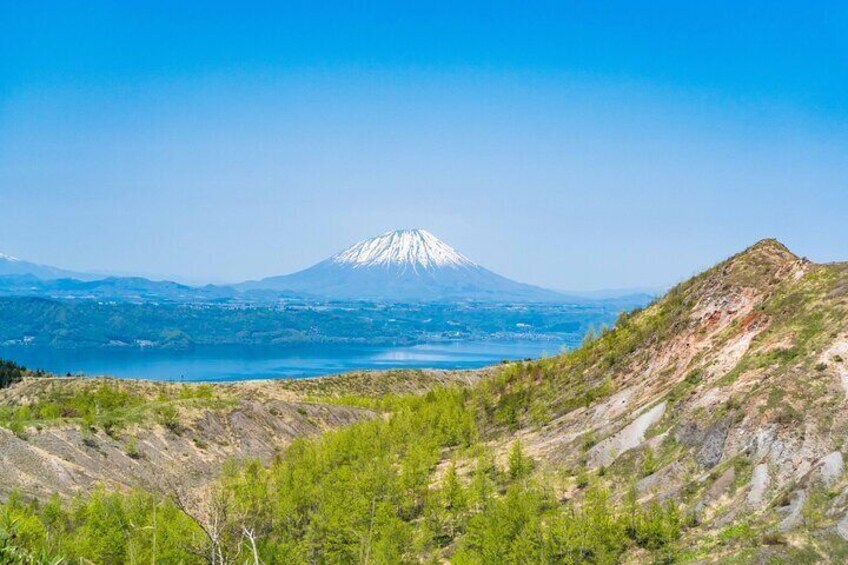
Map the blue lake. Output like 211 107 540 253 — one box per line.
0 340 567 382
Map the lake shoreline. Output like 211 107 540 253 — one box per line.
0 339 567 383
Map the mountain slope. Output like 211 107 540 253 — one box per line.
481 238 848 560
241 228 565 302
0 253 97 281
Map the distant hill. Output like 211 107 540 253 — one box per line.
0 274 237 303
0 253 98 281
240 228 567 302
0 297 624 350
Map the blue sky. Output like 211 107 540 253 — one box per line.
1 1 846 289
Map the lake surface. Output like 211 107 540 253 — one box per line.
0 340 567 382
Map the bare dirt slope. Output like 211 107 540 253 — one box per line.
0 368 481 504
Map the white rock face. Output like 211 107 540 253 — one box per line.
588 402 666 468
838 513 848 541
779 490 807 531
747 463 770 508
820 340 848 395
332 229 476 271
817 452 844 487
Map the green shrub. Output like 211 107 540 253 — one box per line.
7 419 26 439
125 438 140 459
155 405 181 433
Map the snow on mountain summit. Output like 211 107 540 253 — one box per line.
331 229 477 271
243 228 564 301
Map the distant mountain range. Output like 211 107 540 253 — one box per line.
0 253 99 281
0 274 238 303
0 230 642 304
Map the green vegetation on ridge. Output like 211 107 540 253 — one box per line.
0 378 232 439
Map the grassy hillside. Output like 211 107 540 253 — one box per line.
3 240 848 563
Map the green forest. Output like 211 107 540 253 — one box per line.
0 377 680 564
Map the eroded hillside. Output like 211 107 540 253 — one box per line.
0 369 481 506
480 239 848 561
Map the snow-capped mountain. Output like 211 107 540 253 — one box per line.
331 229 476 271
241 229 565 302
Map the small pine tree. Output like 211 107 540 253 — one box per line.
469 455 494 509
443 463 466 512
581 326 599 348
508 440 532 480
642 446 658 477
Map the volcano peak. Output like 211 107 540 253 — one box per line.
331 229 476 271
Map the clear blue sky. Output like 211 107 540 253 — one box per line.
2 1 846 289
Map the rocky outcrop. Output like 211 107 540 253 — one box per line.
675 415 736 469
588 402 666 468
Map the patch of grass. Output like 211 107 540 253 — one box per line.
7 418 27 439
155 404 181 434
581 431 598 452
772 402 803 425
801 484 837 530
0 381 147 430
0 380 235 435
766 387 785 409
720 347 801 386
718 522 756 544
125 437 140 459
641 446 659 477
